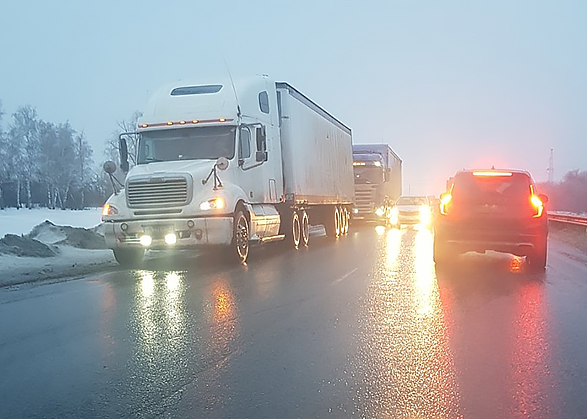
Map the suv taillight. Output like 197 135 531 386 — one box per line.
530 195 544 218
440 193 452 215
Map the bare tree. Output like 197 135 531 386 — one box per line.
0 99 6 208
75 131 94 208
104 110 142 170
8 106 40 208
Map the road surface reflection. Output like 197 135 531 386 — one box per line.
355 227 461 418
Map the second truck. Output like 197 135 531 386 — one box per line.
101 75 355 265
352 144 402 223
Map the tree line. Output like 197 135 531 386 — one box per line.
538 170 587 214
0 99 139 210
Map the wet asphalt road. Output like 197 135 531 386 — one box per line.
1 225 587 418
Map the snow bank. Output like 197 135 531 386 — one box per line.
0 208 114 287
0 207 102 237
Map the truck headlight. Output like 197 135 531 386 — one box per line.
375 207 385 217
199 197 225 211
102 203 118 217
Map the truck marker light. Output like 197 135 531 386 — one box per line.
219 118 226 122
167 121 173 125
139 123 148 128
192 120 199 124
179 120 186 125
165 233 177 245
353 162 366 166
373 161 382 167
473 171 513 177
140 235 152 247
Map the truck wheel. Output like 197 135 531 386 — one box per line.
232 208 250 264
324 206 340 239
527 235 547 272
291 211 301 249
301 210 310 247
113 248 144 267
342 207 349 235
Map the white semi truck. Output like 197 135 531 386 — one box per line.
352 144 402 223
101 75 354 265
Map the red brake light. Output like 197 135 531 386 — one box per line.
530 195 544 218
440 194 452 215
473 171 513 177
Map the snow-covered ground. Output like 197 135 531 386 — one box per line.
0 207 116 287
0 207 103 237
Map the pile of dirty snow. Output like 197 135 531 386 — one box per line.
0 220 106 258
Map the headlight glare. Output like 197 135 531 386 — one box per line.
102 203 118 217
200 197 225 211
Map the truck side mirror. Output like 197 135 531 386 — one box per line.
119 137 129 173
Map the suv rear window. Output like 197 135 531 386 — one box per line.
453 172 531 203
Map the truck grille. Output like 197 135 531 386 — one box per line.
127 176 189 207
355 188 375 212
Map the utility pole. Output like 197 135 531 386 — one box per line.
547 148 554 183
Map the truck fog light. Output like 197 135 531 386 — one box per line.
165 233 177 245
140 235 152 247
187 220 195 228
121 223 128 231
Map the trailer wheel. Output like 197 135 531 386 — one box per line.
291 211 301 249
232 207 250 264
341 207 349 235
324 206 340 239
301 210 310 247
113 248 144 268
335 206 341 237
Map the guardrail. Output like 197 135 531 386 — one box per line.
548 212 587 227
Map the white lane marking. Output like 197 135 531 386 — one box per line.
331 268 358 285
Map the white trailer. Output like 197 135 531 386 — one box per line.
101 75 354 265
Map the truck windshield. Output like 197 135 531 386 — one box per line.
354 166 384 184
137 126 236 164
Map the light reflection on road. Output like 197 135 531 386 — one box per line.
510 281 553 418
355 227 461 418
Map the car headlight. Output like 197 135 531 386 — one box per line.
419 205 431 224
199 197 225 211
102 203 118 217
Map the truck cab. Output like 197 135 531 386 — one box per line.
352 144 402 223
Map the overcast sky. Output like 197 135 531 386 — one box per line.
1 0 586 195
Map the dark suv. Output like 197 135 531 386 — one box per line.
433 169 548 271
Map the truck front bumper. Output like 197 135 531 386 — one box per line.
103 217 234 249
